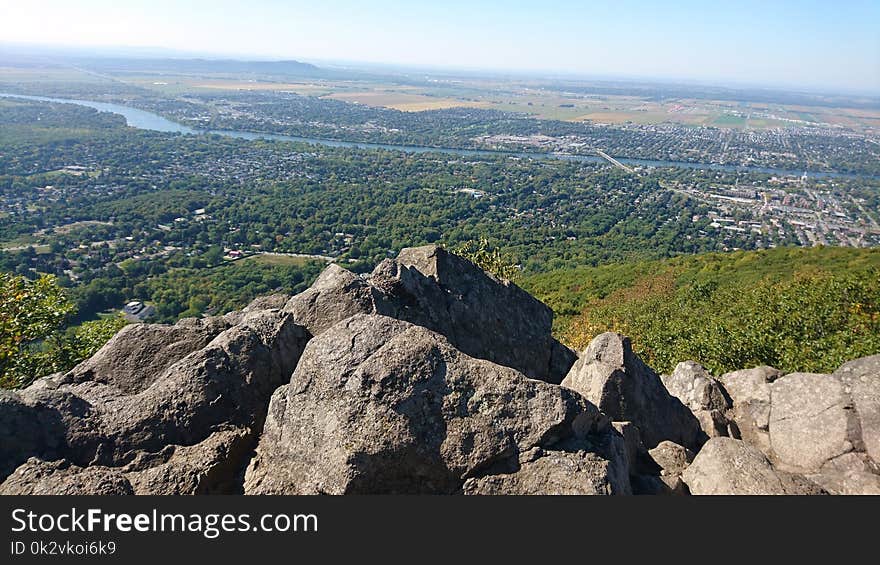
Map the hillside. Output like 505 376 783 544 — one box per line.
522 246 880 375
2 245 878 496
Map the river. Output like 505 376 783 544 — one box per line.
1 92 869 179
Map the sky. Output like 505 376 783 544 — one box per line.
2 0 879 93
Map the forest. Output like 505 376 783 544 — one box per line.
1 97 878 387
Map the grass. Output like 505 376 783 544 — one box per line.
0 235 39 250
712 114 748 127
53 220 113 235
242 254 314 267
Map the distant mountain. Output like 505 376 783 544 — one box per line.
75 57 322 77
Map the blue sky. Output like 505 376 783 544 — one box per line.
2 0 878 92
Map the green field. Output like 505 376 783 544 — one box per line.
712 114 748 127
241 254 315 267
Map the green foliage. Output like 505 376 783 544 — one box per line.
0 273 127 388
47 316 129 372
136 259 324 323
529 247 880 375
451 237 520 281
0 274 74 386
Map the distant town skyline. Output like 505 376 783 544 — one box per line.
2 0 879 94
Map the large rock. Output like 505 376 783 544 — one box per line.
0 458 133 495
244 314 627 495
122 427 254 495
2 427 254 495
285 246 576 383
682 437 820 495
284 264 375 336
634 440 695 495
0 387 102 482
462 447 629 495
648 441 695 477
561 333 704 450
769 373 859 472
0 307 309 490
664 362 730 412
834 355 880 467
807 470 880 495
718 366 781 456
663 361 733 439
60 317 230 394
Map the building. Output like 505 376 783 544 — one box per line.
122 300 156 322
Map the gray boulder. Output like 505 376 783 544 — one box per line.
639 441 695 495
648 441 695 477
244 314 627 495
769 372 859 472
0 458 133 495
664 361 731 412
462 447 629 495
285 245 575 383
663 361 733 439
3 426 254 496
834 355 880 467
284 264 375 336
0 387 102 482
122 426 254 494
60 317 230 394
718 366 781 456
0 307 309 490
561 333 704 450
79 309 309 462
682 437 820 495
835 354 880 380
807 470 880 495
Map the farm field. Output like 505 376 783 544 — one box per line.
325 90 486 111
1 64 878 133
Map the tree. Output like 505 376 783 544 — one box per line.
0 273 128 388
450 237 520 281
0 274 74 388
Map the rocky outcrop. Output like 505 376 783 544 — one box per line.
285 245 575 384
244 314 629 495
59 317 231 394
677 359 880 495
561 333 704 451
461 448 628 495
834 355 880 467
1 246 877 495
0 306 310 492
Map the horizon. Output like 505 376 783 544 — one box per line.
1 0 879 95
4 40 879 99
